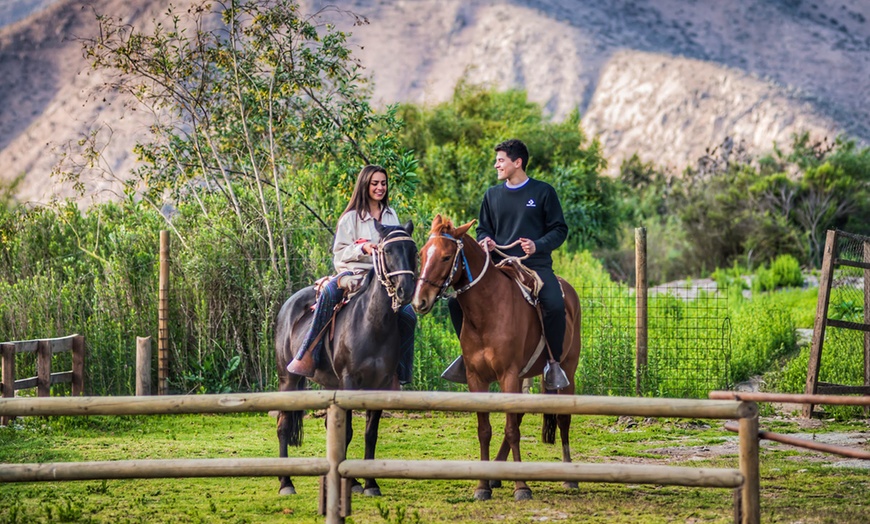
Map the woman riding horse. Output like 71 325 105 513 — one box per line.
275 165 417 497
287 164 416 384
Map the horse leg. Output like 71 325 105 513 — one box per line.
490 412 524 490
504 411 532 500
558 413 578 489
473 411 494 500
338 410 363 494
361 409 383 496
497 373 531 500
276 410 303 495
276 375 304 495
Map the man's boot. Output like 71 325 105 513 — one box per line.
397 347 414 386
287 347 317 377
441 356 467 384
543 359 570 390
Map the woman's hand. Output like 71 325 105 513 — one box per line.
362 242 378 255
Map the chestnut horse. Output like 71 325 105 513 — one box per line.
412 215 581 501
274 221 417 497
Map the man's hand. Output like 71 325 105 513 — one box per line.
479 237 496 250
518 237 536 255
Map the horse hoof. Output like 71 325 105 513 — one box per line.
563 481 579 490
489 480 502 489
513 488 533 501
278 486 296 496
473 489 492 501
350 483 364 494
363 487 382 497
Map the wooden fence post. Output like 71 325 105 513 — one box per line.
136 336 152 396
324 404 348 524
636 227 648 396
37 340 51 397
72 335 85 396
1 343 14 425
739 408 760 524
803 230 837 417
159 231 170 395
864 240 869 416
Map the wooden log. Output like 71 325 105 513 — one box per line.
136 336 152 396
0 391 753 420
338 460 743 488
0 391 335 416
0 458 329 482
739 415 760 524
325 404 347 524
724 421 870 460
710 390 870 406
330 391 755 420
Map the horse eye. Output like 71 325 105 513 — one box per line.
440 255 451 262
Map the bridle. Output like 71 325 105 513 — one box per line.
417 232 490 301
372 229 417 312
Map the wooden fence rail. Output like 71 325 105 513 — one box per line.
0 391 759 524
0 334 84 426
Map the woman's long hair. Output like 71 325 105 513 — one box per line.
343 165 390 220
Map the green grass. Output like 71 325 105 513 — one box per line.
1 411 868 523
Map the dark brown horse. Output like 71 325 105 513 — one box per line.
274 221 417 497
411 215 581 501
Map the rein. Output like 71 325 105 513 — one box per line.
419 232 491 300
372 229 417 312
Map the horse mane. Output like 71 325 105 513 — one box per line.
429 216 454 236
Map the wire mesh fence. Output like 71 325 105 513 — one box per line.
576 280 732 399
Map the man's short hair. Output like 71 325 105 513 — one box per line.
495 139 530 171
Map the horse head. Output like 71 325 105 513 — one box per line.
373 220 417 310
412 214 477 315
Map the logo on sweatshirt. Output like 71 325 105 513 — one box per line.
526 199 536 207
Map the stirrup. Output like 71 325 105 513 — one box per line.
287 350 316 377
441 356 467 384
543 360 569 390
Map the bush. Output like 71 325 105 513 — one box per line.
752 254 804 292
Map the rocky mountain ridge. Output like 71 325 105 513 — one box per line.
1 0 868 204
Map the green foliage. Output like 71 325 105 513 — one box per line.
769 329 865 420
752 254 804 293
397 82 619 251
729 295 797 385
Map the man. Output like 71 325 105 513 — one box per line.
444 138 570 390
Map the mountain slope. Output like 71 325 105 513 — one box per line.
1 0 867 203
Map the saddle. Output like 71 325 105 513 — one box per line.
307 271 369 349
494 258 544 306
494 257 566 377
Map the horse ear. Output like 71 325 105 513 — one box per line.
374 219 385 235
402 220 414 235
454 219 477 238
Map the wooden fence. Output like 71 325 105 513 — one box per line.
0 391 759 524
0 334 84 426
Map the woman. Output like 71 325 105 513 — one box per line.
286 165 417 385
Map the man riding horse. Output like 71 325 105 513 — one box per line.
443 138 570 391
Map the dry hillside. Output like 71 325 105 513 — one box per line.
1 0 868 204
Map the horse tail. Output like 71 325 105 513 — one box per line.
542 387 558 444
286 409 305 447
542 412 557 444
